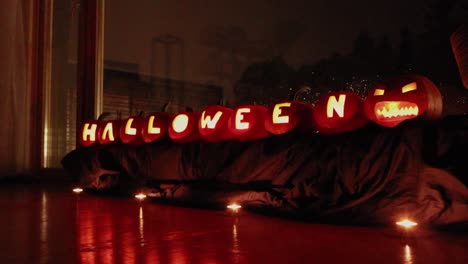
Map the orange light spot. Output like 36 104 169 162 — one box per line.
402 82 417 93
72 187 83 193
227 203 242 212
135 193 147 200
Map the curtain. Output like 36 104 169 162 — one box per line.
0 0 31 176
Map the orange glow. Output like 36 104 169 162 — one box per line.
227 203 242 212
200 111 223 129
125 118 137 135
326 94 346 118
172 114 189 133
375 101 419 121
272 102 291 124
374 88 385 96
82 123 97 141
396 219 418 229
402 82 417 93
135 193 147 200
147 115 161 134
72 187 83 193
101 122 115 141
235 108 251 130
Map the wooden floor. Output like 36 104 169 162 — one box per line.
0 184 467 264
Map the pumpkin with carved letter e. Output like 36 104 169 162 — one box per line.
313 91 368 134
364 74 443 128
228 105 270 140
264 101 315 135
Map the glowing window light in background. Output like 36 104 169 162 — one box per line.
396 219 418 229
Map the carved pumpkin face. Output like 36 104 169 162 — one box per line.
364 75 443 128
313 91 368 134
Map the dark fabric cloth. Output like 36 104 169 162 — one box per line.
62 116 468 226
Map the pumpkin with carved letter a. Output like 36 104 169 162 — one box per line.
364 74 443 128
264 101 315 135
168 112 200 143
198 105 233 142
313 91 368 134
97 120 121 145
228 105 270 140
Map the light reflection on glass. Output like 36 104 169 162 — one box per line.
404 244 413 264
139 206 145 245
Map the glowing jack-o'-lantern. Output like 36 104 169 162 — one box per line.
141 113 172 143
120 116 143 145
364 75 443 128
79 120 100 147
168 112 200 143
97 120 121 145
228 105 269 140
198 105 233 142
313 91 368 134
264 101 315 135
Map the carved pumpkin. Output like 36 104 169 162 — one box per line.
168 112 200 143
313 91 368 134
79 120 100 147
198 105 233 142
364 75 443 128
264 101 315 135
228 105 270 140
97 120 121 145
141 113 172 143
120 116 144 145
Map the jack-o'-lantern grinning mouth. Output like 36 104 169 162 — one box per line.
374 101 419 121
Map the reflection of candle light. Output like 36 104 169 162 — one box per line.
396 219 418 229
227 203 242 212
73 187 83 193
404 244 413 264
135 193 147 200
139 206 144 244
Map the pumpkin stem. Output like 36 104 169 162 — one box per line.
138 111 144 117
97 112 111 121
162 101 171 112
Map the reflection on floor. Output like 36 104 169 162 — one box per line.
0 184 466 264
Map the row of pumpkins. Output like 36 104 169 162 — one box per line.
80 74 443 147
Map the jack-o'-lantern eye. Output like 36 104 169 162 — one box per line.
402 82 417 93
374 89 385 96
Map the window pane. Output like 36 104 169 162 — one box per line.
43 0 79 168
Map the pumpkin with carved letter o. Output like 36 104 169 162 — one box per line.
79 120 100 147
228 105 270 140
198 105 233 142
264 101 315 135
120 116 144 145
168 112 200 143
141 113 172 143
364 74 443 128
97 120 121 145
313 91 368 134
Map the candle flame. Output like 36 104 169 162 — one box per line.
135 193 147 200
72 187 83 193
227 203 242 211
396 219 418 228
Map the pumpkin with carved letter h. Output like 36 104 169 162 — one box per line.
364 74 443 128
313 91 368 134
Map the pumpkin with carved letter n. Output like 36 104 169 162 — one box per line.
364 74 443 128
97 120 121 145
198 105 233 142
228 105 270 140
313 91 368 134
141 113 172 143
264 101 315 135
168 112 200 143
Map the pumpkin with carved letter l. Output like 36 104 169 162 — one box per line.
364 75 443 128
